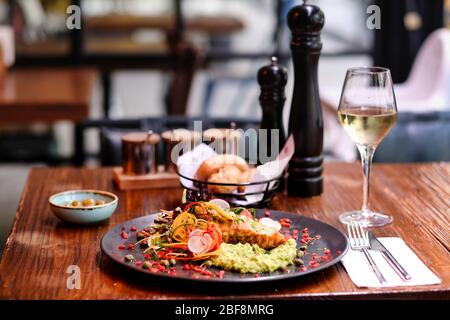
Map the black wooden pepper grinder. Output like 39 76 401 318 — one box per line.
257 56 287 165
287 2 325 197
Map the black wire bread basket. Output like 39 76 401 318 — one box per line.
177 171 282 208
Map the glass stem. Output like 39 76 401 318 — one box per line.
357 145 375 217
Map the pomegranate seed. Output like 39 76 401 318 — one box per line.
120 231 128 239
118 244 126 250
324 249 331 254
202 270 213 276
264 210 271 217
135 261 143 266
127 244 134 250
157 265 165 271
316 235 321 239
302 233 309 239
301 267 308 272
130 226 137 232
302 228 308 233
150 268 158 273
336 250 342 255
182 264 190 270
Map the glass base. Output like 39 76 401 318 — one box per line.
339 210 393 227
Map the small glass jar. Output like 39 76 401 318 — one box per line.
121 131 160 175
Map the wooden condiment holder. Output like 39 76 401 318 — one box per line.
114 131 180 190
113 166 179 190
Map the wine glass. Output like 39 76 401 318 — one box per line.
337 67 398 227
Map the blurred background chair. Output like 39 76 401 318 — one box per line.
394 28 450 112
321 28 450 113
320 27 450 161
374 111 450 163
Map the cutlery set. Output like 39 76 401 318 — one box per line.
347 221 411 284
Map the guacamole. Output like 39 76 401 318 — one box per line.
211 239 297 273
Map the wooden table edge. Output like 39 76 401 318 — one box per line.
0 171 31 266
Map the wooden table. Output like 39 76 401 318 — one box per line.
0 68 97 163
0 163 448 299
0 68 96 125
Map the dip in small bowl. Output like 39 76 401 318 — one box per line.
49 190 118 224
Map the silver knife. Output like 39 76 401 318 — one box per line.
368 231 412 281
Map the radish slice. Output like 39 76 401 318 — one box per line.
189 229 205 238
188 235 207 254
209 199 230 210
188 232 215 254
259 217 282 232
200 233 214 254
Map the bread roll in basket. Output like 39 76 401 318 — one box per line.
194 154 256 194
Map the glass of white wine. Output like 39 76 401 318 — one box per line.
337 67 398 227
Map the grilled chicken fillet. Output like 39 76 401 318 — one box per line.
218 216 286 250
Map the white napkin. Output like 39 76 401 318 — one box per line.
341 237 441 288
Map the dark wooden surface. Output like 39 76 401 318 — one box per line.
0 68 97 124
0 163 449 300
85 14 244 35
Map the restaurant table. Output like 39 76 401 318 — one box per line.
0 163 448 299
85 14 245 35
0 68 97 163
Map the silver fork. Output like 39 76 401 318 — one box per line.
347 221 387 284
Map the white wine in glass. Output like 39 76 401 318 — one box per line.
338 67 398 227
338 107 397 147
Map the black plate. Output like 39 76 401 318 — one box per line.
101 210 348 283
